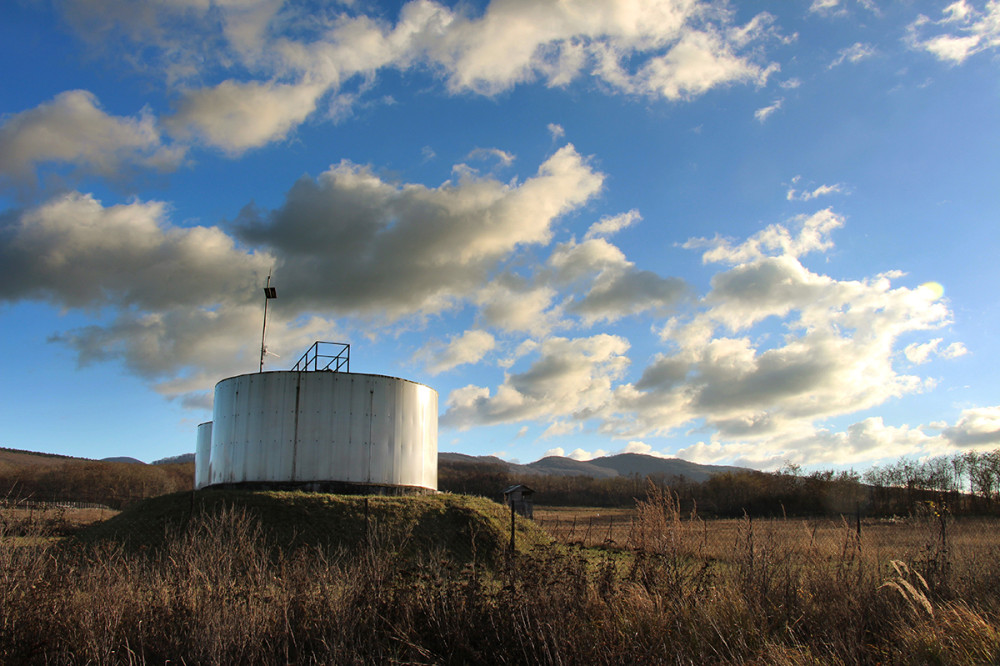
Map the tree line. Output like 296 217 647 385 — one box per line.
4 448 999 517
439 449 1000 517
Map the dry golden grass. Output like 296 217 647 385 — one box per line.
535 504 998 571
0 504 118 557
1 492 998 664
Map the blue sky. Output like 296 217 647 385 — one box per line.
1 0 999 468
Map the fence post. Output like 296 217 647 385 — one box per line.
364 496 371 546
510 501 516 553
939 506 947 550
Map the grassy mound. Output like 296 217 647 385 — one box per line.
76 489 550 565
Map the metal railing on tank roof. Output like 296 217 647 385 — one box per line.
292 341 350 372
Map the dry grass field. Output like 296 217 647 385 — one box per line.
1 490 998 664
534 503 996 565
1 504 117 530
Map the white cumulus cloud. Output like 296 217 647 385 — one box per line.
907 1 1000 64
601 213 956 454
0 91 183 184
0 144 604 407
441 333 631 430
237 144 603 319
417 329 497 374
165 80 326 154
943 405 1000 448
50 0 781 157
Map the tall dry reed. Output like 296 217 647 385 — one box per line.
1 499 998 664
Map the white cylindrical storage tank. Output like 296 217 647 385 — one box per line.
209 371 437 493
195 421 213 490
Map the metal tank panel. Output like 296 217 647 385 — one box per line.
209 371 437 491
195 421 213 489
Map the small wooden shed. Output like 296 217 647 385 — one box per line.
503 484 534 519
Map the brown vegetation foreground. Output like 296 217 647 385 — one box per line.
2 491 999 664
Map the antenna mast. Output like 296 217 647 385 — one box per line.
259 272 277 372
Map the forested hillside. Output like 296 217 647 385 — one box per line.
0 449 193 508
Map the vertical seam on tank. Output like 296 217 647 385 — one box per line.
368 386 375 485
292 372 301 481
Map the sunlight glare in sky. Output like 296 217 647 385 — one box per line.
921 281 946 300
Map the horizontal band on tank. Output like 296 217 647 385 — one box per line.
202 480 438 496
217 370 436 392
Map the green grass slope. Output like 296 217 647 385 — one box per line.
76 489 550 565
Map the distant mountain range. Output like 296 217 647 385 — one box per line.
158 450 746 482
98 454 196 465
4 446 743 483
440 452 748 483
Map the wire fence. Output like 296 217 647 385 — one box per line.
0 491 161 511
1 498 114 511
532 507 1000 565
0 498 119 537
